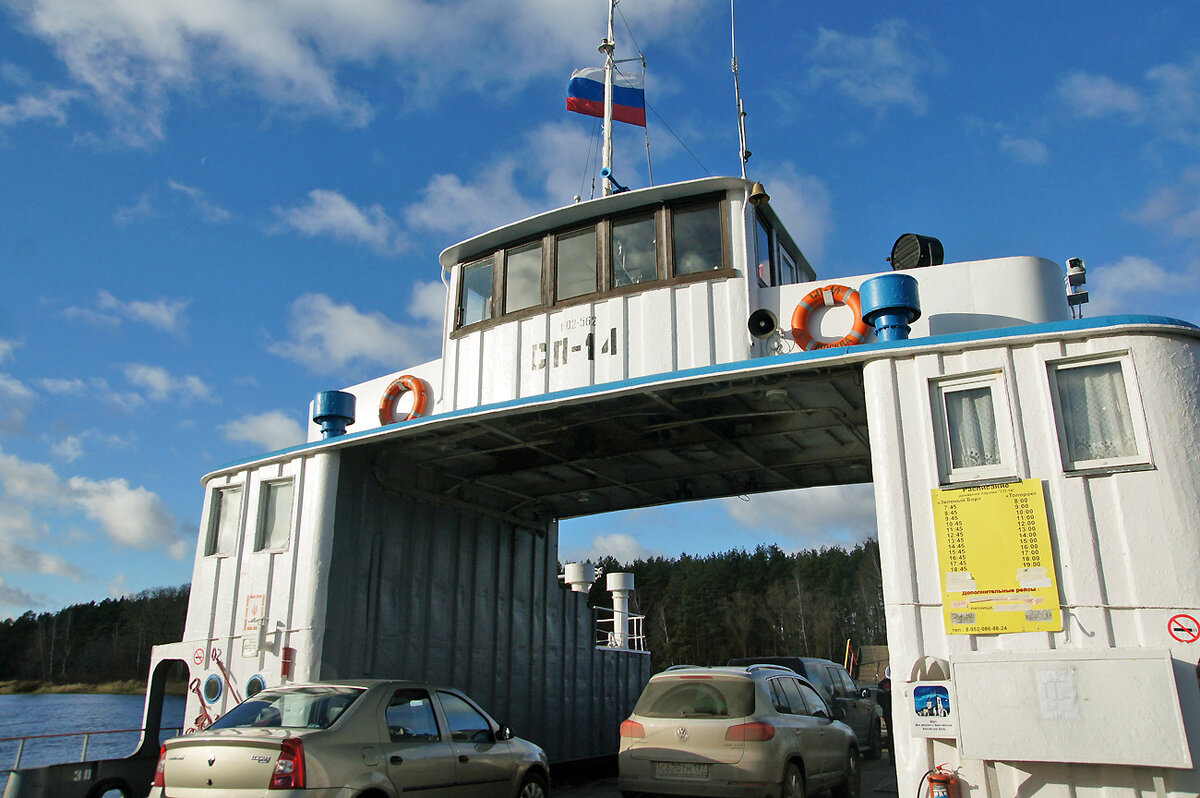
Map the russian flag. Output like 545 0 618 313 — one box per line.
566 67 646 127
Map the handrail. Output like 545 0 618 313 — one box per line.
0 726 182 775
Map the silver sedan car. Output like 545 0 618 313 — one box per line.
149 679 549 797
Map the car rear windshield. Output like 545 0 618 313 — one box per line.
209 686 365 730
634 677 755 719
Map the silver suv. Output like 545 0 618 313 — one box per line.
618 664 860 798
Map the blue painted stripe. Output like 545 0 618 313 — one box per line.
210 314 1200 473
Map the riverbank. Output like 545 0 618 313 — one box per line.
0 680 187 695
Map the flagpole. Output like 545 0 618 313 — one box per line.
600 0 617 196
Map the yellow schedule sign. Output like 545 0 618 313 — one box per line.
931 479 1061 635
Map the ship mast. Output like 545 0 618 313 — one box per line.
599 0 617 196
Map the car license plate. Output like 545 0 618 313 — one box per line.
655 761 708 779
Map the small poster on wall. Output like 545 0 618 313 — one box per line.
930 479 1062 635
910 681 957 739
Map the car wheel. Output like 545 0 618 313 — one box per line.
517 771 549 798
865 720 882 760
781 762 805 798
830 750 861 798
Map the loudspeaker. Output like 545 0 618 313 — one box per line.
748 308 778 338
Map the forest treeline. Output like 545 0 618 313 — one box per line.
0 540 884 685
0 586 189 686
587 540 886 673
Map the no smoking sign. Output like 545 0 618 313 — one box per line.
1168 613 1200 644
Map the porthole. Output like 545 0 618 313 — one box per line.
203 674 224 704
246 674 267 698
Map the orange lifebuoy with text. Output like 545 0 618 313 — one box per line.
790 284 871 350
378 375 428 425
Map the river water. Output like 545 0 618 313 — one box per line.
0 693 185 790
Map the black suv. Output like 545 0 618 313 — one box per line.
727 657 883 759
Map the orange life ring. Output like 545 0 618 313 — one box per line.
378 375 428 425
790 284 871 350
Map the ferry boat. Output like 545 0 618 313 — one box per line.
6 5 1200 797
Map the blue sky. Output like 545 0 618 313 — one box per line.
2 0 1199 617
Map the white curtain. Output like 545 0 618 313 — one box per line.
1056 362 1137 462
946 387 1000 468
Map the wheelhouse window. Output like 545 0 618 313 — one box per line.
673 203 724 275
556 228 597 301
206 484 243 556
255 479 294 552
1048 353 1151 472
452 195 739 334
932 371 1017 484
459 257 494 326
504 242 543 312
612 213 658 287
754 214 773 287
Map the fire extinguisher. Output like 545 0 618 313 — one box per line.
924 765 959 798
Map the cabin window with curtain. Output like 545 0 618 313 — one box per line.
556 227 597 301
504 242 543 312
459 257 494 326
256 479 294 551
932 371 1017 484
673 203 724 275
206 485 243 556
612 213 658 287
754 214 773 287
1048 353 1151 472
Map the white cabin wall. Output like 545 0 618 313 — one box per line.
174 452 340 730
865 329 1200 797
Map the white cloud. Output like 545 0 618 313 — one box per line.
408 280 447 327
7 0 714 146
0 576 45 612
114 190 156 226
808 20 938 114
0 339 16 363
722 484 877 550
53 436 85 462
0 85 77 127
1084 255 1200 316
999 135 1049 165
1057 72 1143 118
1131 167 1200 239
269 292 441 375
405 160 541 238
560 532 661 566
97 290 189 333
107 573 128 599
167 180 231 223
222 410 306 451
273 189 405 254
758 163 833 262
68 475 179 549
0 373 36 432
123 363 215 402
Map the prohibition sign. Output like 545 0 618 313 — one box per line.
193 648 205 665
1168 613 1200 643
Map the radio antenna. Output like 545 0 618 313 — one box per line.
731 0 750 179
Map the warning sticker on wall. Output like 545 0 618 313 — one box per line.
931 479 1062 635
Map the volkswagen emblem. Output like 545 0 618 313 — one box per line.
676 727 688 741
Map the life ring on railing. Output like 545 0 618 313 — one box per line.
379 375 428 425
790 284 872 350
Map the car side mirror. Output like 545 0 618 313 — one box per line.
496 724 514 741
859 688 871 698
832 706 847 722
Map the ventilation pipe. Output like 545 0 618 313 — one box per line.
607 572 635 648
312 391 356 439
560 562 597 593
859 273 921 342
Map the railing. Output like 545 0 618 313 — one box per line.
595 610 647 651
0 727 182 775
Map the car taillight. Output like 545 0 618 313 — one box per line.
269 737 305 790
152 744 166 788
619 719 645 738
725 721 775 742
